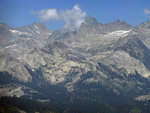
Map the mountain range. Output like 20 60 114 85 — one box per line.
1 17 150 113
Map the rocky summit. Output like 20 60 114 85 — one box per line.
1 17 150 113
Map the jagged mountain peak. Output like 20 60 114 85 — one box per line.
112 19 132 27
84 16 101 27
104 19 132 30
113 19 121 23
0 23 10 28
1 18 150 113
32 22 43 26
135 19 150 30
133 19 150 49
84 16 132 29
20 22 51 33
78 17 132 36
32 22 50 32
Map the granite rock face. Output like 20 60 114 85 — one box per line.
1 18 150 112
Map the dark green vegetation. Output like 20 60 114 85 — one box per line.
0 96 57 113
1 71 150 113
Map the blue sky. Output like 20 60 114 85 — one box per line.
0 0 150 30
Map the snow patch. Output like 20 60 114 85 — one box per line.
5 44 17 48
105 30 131 38
9 29 31 36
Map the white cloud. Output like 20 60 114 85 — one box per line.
32 4 87 29
60 4 87 29
31 9 59 21
144 9 150 15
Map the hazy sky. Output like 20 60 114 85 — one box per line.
0 0 150 30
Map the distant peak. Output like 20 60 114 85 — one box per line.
113 19 121 23
111 19 132 28
121 21 132 27
121 21 127 24
33 22 39 25
32 22 45 27
85 16 101 27
32 22 51 32
0 23 8 26
0 23 9 28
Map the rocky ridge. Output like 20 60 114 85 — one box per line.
1 17 150 112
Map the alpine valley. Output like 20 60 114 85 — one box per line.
1 16 150 113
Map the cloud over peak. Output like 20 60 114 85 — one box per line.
32 4 87 29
